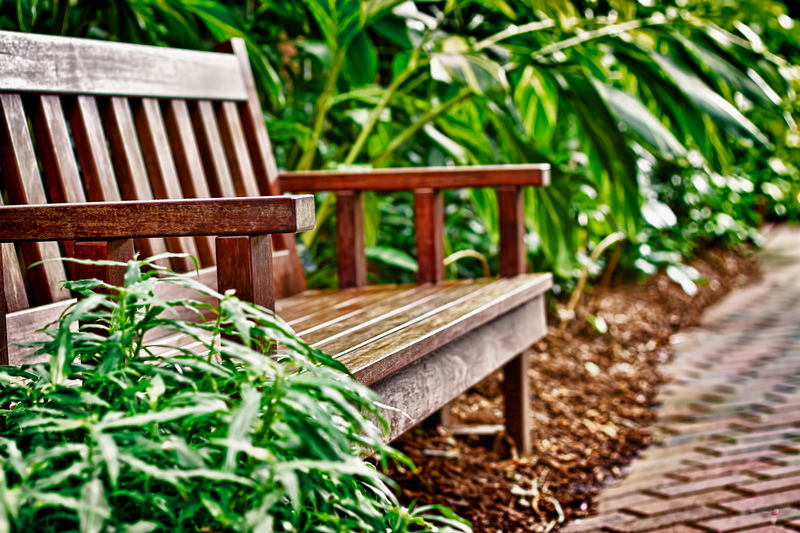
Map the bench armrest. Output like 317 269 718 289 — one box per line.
279 164 550 192
0 196 315 242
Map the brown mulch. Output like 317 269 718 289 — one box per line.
384 247 761 532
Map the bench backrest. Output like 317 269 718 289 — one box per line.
0 30 307 322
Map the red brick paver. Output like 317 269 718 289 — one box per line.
562 226 800 533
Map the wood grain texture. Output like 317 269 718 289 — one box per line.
414 189 444 283
281 164 551 192
214 39 280 196
0 245 8 364
338 274 552 386
336 191 367 289
2 241 27 312
293 284 444 337
0 196 316 242
190 100 236 198
372 296 546 442
498 186 527 277
67 95 120 202
28 95 84 203
101 96 169 261
216 101 260 197
215 40 306 297
503 353 532 454
162 99 215 266
0 93 69 305
0 30 247 100
73 239 135 290
6 299 70 366
133 98 198 272
312 281 484 355
216 235 274 311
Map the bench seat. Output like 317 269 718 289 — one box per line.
7 273 551 440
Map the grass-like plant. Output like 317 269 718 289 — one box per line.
0 255 470 533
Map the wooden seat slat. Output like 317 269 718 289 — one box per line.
276 284 401 322
0 93 69 305
287 284 428 331
162 99 216 267
101 96 169 262
339 274 551 386
314 280 497 356
299 282 474 346
133 98 199 272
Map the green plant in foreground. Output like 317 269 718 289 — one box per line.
0 255 470 533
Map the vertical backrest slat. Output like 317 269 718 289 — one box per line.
0 197 29 313
99 96 169 262
216 100 260 197
190 100 236 198
28 95 85 204
2 242 27 313
218 38 307 296
133 98 199 272
0 93 69 305
27 95 86 275
67 95 121 202
162 99 215 266
215 39 281 196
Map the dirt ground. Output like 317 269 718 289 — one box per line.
385 247 761 532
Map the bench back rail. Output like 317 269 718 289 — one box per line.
0 31 307 316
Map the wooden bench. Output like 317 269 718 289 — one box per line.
0 30 552 451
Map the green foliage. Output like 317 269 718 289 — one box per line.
4 0 800 290
0 256 470 532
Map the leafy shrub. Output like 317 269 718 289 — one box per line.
0 256 469 533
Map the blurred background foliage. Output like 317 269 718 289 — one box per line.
3 0 800 295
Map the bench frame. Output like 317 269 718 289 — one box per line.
0 30 552 452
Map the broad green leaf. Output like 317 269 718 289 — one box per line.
431 52 508 95
655 54 771 148
302 0 363 51
595 83 687 161
79 476 109 533
345 31 378 86
365 246 418 272
562 69 641 237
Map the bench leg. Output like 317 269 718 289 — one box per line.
503 351 532 455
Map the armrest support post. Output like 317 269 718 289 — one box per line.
73 239 136 290
216 235 274 312
336 191 367 289
414 189 444 284
498 186 527 277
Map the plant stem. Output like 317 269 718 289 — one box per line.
297 48 347 171
532 16 668 60
53 0 70 35
342 60 426 165
371 88 473 167
475 19 557 51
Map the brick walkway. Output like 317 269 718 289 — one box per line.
563 225 800 533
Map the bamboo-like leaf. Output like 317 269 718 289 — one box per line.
365 246 418 272
79 476 109 533
655 54 771 148
595 83 687 161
